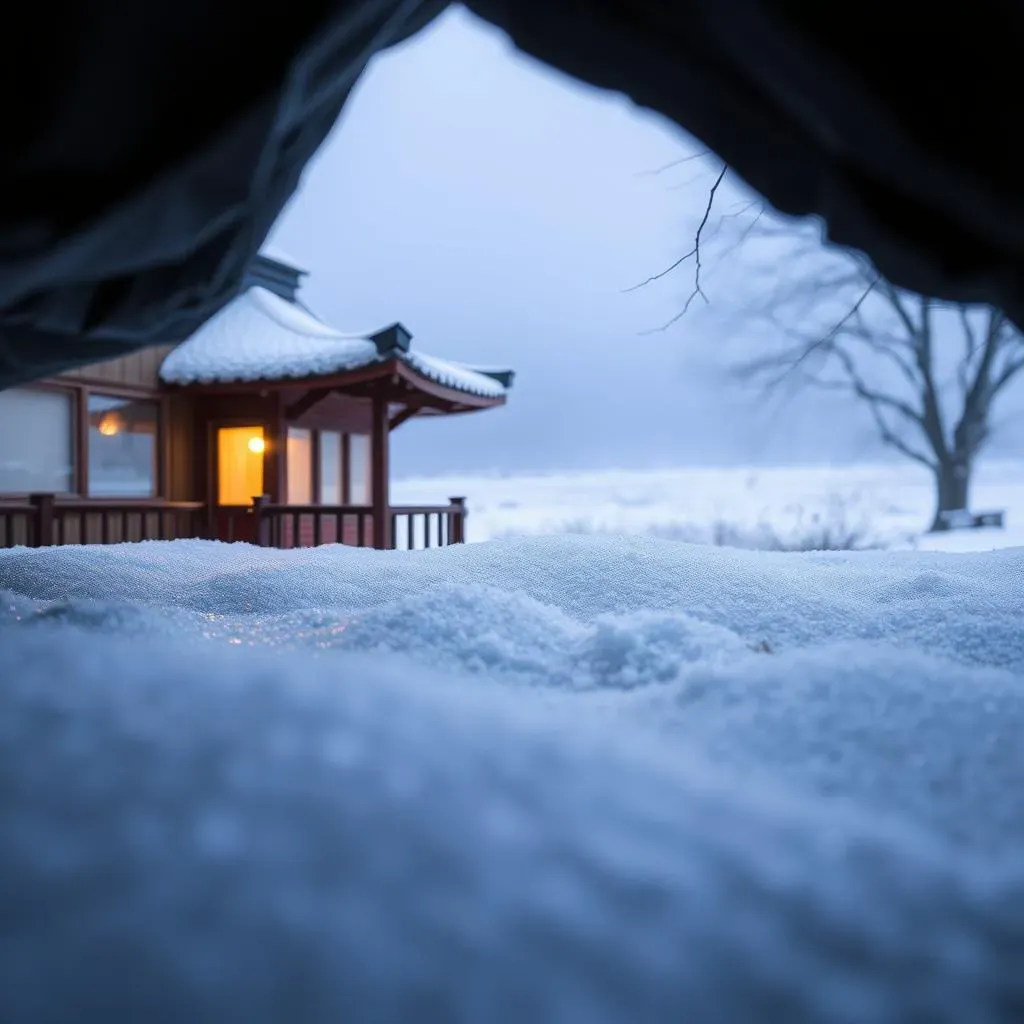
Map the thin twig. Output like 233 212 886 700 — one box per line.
635 165 729 334
634 150 712 177
625 164 728 296
780 273 880 376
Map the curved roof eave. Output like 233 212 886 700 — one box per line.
159 285 512 404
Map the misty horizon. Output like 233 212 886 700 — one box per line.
269 6 1024 480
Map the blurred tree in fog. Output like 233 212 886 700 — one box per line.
641 162 1024 530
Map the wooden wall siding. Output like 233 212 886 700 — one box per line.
195 392 281 508
165 394 196 501
59 344 177 389
199 393 279 420
284 390 373 433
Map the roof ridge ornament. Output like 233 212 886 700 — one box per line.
370 322 413 356
473 369 515 389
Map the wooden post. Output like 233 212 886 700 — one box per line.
253 494 270 547
263 393 286 506
371 391 391 549
449 496 466 544
30 493 55 548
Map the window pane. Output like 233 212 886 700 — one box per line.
88 394 158 497
287 427 312 504
348 433 370 505
217 426 264 506
0 387 73 493
319 431 341 504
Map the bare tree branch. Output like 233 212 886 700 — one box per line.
862 402 940 470
875 278 921 337
992 354 1024 395
952 307 1011 457
633 164 729 334
625 164 728 295
956 306 980 393
900 295 949 462
842 307 921 389
764 273 881 383
827 345 925 425
635 150 713 177
710 205 766 264
648 171 1024 516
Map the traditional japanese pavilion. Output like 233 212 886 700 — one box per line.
0 251 513 550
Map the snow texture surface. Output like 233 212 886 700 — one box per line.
402 349 509 398
257 243 306 272
159 286 383 384
391 460 1024 551
3 535 1024 1022
159 285 508 398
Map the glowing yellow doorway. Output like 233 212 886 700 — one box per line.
217 426 265 505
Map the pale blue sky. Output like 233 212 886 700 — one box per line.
268 6 961 477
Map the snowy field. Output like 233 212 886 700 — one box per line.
393 459 1024 553
3 529 1024 1020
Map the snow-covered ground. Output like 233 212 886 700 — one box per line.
3 532 1024 1020
393 459 1024 552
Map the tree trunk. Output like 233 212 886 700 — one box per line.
929 459 971 531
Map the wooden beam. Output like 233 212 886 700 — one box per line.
388 405 419 431
393 361 507 410
371 390 391 550
284 386 335 421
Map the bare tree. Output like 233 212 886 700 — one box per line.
632 160 1024 529
735 242 1024 531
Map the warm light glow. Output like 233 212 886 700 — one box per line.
218 426 265 506
97 412 123 436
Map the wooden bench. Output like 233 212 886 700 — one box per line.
935 509 1005 531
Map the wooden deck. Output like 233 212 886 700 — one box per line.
0 494 467 551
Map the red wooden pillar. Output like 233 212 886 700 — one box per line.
448 496 467 544
371 390 391 549
269 392 287 504
30 493 55 547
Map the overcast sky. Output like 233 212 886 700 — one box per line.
269 6 1020 478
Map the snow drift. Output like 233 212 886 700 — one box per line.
2 535 1024 1022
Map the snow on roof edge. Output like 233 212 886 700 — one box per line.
258 244 307 274
159 282 511 400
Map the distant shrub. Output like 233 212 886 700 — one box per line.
495 495 894 552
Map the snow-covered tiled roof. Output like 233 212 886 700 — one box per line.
159 285 510 401
402 351 509 399
258 244 306 273
160 287 381 385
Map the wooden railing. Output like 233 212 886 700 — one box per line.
0 499 34 548
0 494 468 551
252 496 467 550
252 498 374 549
389 501 466 550
0 494 206 548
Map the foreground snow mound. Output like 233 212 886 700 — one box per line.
2 535 1024 1021
3 534 1024 668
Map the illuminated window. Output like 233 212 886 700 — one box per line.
287 427 312 504
88 394 159 497
348 433 370 505
319 431 342 504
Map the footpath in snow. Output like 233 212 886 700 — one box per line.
2 535 1024 1021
